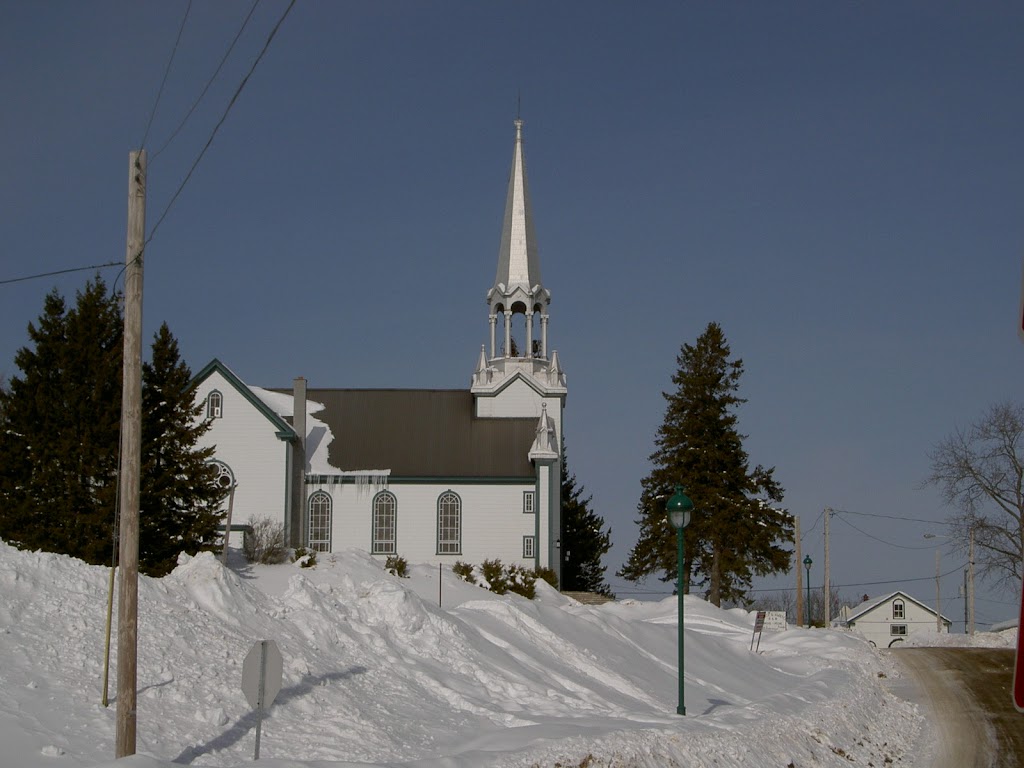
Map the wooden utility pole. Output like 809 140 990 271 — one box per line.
968 525 976 636
823 508 831 626
794 515 803 627
116 149 145 758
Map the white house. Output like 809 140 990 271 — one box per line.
842 591 953 647
191 119 568 581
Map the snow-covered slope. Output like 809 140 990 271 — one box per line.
0 541 929 767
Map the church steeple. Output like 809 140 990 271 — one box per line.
486 118 551 361
473 118 565 397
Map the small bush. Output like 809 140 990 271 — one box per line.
385 554 408 578
452 561 476 584
533 566 558 590
480 558 508 594
243 517 287 564
292 546 317 568
505 564 537 599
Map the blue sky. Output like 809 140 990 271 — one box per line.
2 1 1023 625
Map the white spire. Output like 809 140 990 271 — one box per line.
493 119 542 294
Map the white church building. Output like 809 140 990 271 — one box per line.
191 119 567 581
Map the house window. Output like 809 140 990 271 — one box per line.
523 491 535 514
207 390 223 419
523 535 535 559
892 599 905 620
372 491 397 554
437 490 461 555
308 491 332 553
890 624 908 636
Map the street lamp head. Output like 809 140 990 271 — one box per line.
666 485 694 530
803 554 812 569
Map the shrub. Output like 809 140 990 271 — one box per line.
292 546 317 568
385 554 408 578
533 566 558 590
480 559 509 594
242 517 287 564
505 564 536 599
452 561 476 584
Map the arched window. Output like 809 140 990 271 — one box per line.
436 490 461 555
372 491 397 554
207 390 223 419
892 599 905 620
308 491 332 552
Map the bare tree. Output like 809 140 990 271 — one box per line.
926 402 1024 592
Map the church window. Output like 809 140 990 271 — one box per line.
523 491 534 514
523 536 535 559
372 491 397 554
210 460 234 491
437 491 461 555
890 624 907 636
308 491 332 553
207 390 223 419
892 599 905 620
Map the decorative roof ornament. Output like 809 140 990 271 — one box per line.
529 403 559 461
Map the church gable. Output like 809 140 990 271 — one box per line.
192 359 296 442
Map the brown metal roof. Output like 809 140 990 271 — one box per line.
274 388 536 478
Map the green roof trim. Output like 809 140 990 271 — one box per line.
191 358 297 442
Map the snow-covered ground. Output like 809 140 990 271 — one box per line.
0 541 1007 768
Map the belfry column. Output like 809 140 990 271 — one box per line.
504 310 512 357
541 314 549 359
526 311 534 358
489 315 497 358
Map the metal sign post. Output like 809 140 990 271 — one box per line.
242 640 283 759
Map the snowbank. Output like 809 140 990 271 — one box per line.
0 542 927 767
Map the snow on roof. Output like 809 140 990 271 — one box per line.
249 385 390 477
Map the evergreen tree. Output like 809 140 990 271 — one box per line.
0 280 225 575
139 323 224 576
0 279 123 562
618 322 792 606
560 445 613 596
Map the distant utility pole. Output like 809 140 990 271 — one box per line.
116 150 145 758
823 508 831 626
934 550 942 633
968 525 976 636
794 515 803 627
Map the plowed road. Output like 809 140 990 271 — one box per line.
895 648 1021 767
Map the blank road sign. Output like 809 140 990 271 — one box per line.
242 640 283 711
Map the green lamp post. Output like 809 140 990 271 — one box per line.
803 555 813 628
666 485 694 716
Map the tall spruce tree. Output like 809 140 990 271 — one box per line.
560 445 613 595
618 322 792 606
0 279 123 561
139 323 224 576
0 280 225 575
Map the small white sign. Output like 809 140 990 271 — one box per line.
762 611 788 631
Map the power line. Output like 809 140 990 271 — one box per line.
833 508 944 526
832 513 939 550
140 0 193 150
146 0 296 245
0 261 123 287
801 507 825 540
152 0 262 163
747 562 967 593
